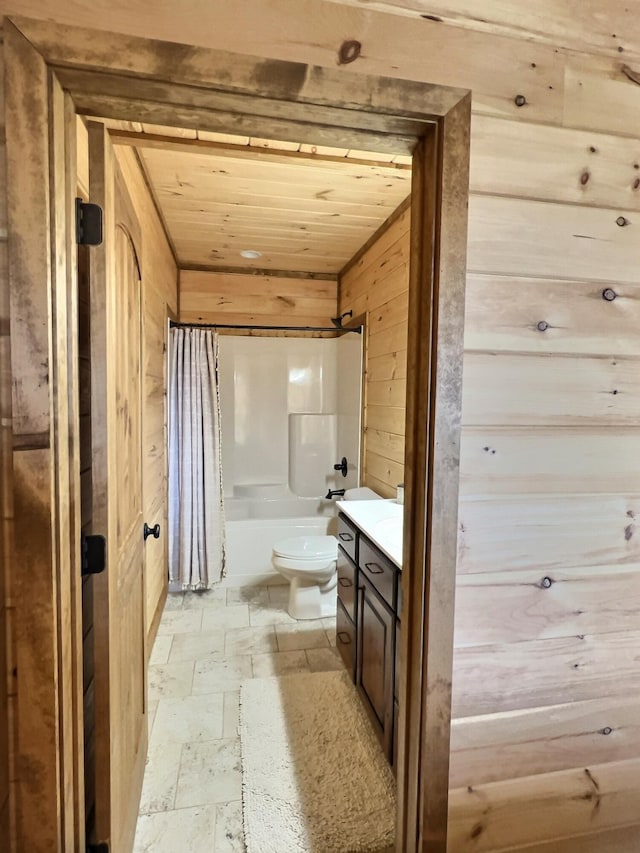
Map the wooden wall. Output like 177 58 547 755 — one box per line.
114 145 178 639
4 1 640 850
339 203 409 498
0 26 14 853
179 268 338 331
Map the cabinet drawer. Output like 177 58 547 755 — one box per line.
337 513 358 563
359 535 396 609
337 547 357 622
336 599 356 679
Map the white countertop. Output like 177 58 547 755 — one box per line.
336 499 403 568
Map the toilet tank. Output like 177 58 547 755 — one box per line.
289 413 337 498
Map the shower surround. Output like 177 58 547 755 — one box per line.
218 335 362 586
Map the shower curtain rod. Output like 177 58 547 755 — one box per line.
169 320 362 334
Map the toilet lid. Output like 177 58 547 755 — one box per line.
273 535 338 560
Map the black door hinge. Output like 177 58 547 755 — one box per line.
76 198 103 246
81 534 106 576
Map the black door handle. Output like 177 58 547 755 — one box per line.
143 522 160 541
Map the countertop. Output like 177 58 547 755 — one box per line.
335 499 403 568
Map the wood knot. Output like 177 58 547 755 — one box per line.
338 40 362 65
625 523 634 541
602 288 617 301
540 576 553 589
580 171 590 186
633 178 640 190
514 94 527 107
589 145 598 153
616 215 629 226
470 824 484 840
420 13 442 21
600 726 613 735
537 320 549 331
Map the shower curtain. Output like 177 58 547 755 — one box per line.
168 327 226 590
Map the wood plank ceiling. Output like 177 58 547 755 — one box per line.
108 123 412 274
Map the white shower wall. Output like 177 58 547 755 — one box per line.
218 334 363 585
218 336 351 497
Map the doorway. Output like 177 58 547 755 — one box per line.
5 16 470 852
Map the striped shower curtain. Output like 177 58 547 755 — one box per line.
168 327 226 590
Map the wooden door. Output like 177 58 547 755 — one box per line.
357 577 395 760
88 121 147 851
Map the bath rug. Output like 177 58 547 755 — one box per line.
239 669 396 853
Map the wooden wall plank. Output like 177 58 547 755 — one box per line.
323 0 640 61
452 629 640 717
464 275 640 356
470 115 640 211
454 566 640 647
179 269 337 331
564 55 640 138
460 428 640 496
462 353 640 426
504 823 640 853
448 757 640 851
467 195 640 283
457 494 640 575
449 695 640 788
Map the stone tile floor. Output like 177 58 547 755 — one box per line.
134 584 340 852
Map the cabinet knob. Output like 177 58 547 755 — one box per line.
337 631 352 645
365 561 384 575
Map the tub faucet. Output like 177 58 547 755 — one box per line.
325 488 346 499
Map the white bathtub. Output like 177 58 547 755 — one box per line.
222 487 338 587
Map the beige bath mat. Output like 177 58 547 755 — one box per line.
239 669 396 853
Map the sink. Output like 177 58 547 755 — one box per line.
335 498 404 566
373 517 403 564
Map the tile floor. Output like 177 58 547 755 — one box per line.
134 584 341 852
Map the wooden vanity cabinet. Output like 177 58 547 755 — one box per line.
336 511 401 766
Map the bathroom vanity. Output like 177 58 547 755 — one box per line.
334 500 403 769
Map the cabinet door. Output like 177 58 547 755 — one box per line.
356 576 395 760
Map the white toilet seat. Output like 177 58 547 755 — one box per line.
273 535 338 560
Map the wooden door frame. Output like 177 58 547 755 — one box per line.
4 14 470 852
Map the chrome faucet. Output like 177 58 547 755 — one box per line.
325 488 346 499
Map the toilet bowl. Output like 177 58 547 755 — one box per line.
271 487 383 620
272 535 338 620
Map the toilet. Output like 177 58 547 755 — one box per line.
272 487 382 620
272 535 339 620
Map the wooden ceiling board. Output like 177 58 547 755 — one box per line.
137 144 411 272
